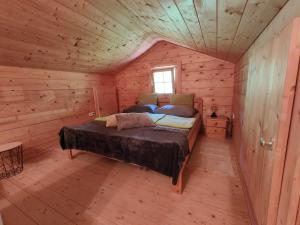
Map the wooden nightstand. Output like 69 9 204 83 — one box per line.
205 116 228 139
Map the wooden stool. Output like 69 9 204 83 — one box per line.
0 142 23 179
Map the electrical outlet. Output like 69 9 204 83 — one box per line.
89 112 96 117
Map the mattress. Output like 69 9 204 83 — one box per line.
95 113 198 130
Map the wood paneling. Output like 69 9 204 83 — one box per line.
0 137 251 225
0 0 289 73
232 1 300 224
0 65 117 159
229 0 290 61
115 41 235 119
276 60 300 225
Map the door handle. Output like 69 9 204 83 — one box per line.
260 137 274 150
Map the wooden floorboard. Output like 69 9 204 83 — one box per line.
0 136 251 225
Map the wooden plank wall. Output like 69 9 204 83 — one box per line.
232 0 300 224
276 51 300 225
0 65 117 159
115 41 235 119
234 23 294 225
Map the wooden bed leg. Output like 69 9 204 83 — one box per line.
172 172 183 194
172 154 190 194
68 149 73 160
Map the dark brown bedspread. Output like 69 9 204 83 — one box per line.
59 121 189 184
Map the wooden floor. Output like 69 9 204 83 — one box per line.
0 136 251 225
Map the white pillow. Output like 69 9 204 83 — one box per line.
106 114 117 127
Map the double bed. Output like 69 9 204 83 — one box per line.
59 97 203 193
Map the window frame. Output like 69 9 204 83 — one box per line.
151 67 176 94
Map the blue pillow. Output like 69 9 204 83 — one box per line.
154 105 196 117
123 104 158 113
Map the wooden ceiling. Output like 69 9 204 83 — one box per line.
0 0 289 73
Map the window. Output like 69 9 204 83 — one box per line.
152 67 175 94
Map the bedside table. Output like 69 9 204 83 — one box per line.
205 116 228 139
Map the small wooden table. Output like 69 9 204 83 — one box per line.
205 116 229 139
0 142 23 179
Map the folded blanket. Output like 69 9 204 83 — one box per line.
59 121 189 184
95 113 166 124
155 115 196 129
95 116 109 121
145 113 165 123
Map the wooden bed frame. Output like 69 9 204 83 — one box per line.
171 98 203 193
67 97 203 194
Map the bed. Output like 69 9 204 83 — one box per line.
59 97 203 193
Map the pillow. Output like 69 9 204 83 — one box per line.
170 94 194 107
154 105 196 118
106 114 117 127
115 113 155 130
138 93 158 105
123 104 158 113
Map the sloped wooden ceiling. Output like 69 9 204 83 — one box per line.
0 0 289 73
